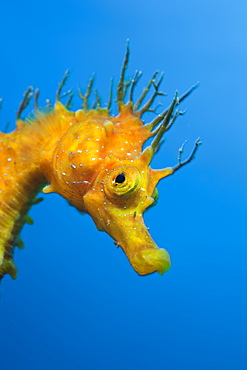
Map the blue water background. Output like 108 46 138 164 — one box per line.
0 1 247 369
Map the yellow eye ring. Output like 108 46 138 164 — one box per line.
105 166 140 198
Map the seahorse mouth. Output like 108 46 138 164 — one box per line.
127 247 171 276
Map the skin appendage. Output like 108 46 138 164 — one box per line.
0 44 201 281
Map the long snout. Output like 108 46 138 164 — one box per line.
108 213 171 275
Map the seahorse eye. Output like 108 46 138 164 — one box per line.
105 166 140 198
115 173 125 184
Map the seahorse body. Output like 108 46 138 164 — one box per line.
0 47 200 280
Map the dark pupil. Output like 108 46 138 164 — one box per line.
115 173 125 184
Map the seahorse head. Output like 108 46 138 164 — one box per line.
42 44 200 276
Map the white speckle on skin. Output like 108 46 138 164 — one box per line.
7 158 12 162
77 150 82 153
71 164 77 169
62 172 66 176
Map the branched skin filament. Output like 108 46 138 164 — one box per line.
0 44 201 280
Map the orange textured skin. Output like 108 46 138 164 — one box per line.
0 49 200 280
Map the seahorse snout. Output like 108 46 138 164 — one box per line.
129 247 171 276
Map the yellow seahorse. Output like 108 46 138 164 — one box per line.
0 45 201 280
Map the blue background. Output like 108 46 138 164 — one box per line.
0 1 246 369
